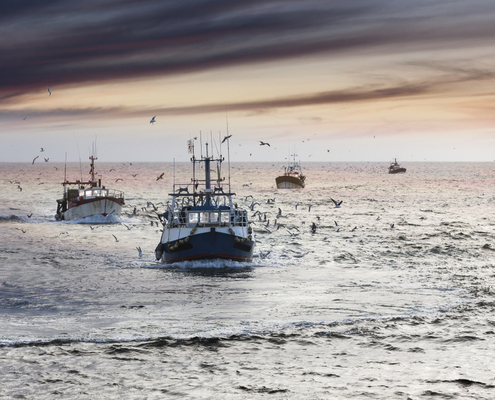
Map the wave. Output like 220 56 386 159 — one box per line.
0 214 27 223
0 314 428 349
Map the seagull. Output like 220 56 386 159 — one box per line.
112 234 119 242
44 158 49 162
295 202 301 210
32 156 39 164
331 198 343 208
136 246 143 257
47 88 51 96
287 229 300 237
115 178 123 182
390 223 395 229
150 116 156 124
123 224 132 230
131 174 138 177
311 222 317 234
17 185 22 191
259 141 270 147
17 228 27 234
259 250 271 259
27 213 32 218
40 148 45 152
156 173 164 181
222 134 232 143
308 204 313 212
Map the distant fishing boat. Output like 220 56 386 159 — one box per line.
276 153 306 188
388 158 407 174
55 152 124 221
155 138 254 263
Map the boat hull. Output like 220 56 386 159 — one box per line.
157 228 254 264
60 197 124 221
389 168 407 174
276 176 305 189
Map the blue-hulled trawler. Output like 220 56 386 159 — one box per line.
155 139 254 263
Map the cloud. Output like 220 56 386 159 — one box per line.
3 0 495 96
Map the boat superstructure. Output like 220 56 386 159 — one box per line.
388 158 407 174
155 139 254 263
55 153 124 221
276 153 306 188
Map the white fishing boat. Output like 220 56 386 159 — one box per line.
55 153 124 221
276 153 306 188
155 138 254 263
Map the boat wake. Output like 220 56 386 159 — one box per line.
59 214 123 224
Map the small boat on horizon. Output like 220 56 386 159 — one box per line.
276 153 306 188
388 158 407 174
155 138 254 264
55 152 124 221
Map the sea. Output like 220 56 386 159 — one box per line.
1 160 494 399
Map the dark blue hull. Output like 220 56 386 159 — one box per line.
157 230 254 264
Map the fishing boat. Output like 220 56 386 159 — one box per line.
55 153 124 221
388 158 407 174
155 139 254 264
276 154 306 188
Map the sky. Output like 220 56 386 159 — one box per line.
1 0 495 163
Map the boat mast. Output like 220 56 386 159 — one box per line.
226 114 231 193
204 143 212 206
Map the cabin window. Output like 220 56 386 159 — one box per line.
188 212 199 224
200 212 209 223
209 212 218 223
220 212 230 223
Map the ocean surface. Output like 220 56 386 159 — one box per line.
1 160 494 399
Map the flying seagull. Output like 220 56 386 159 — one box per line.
32 156 39 165
44 158 49 162
259 141 270 147
150 116 156 124
112 234 119 242
156 172 164 181
222 134 232 143
331 198 343 208
136 246 143 258
47 88 51 96
40 148 45 152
